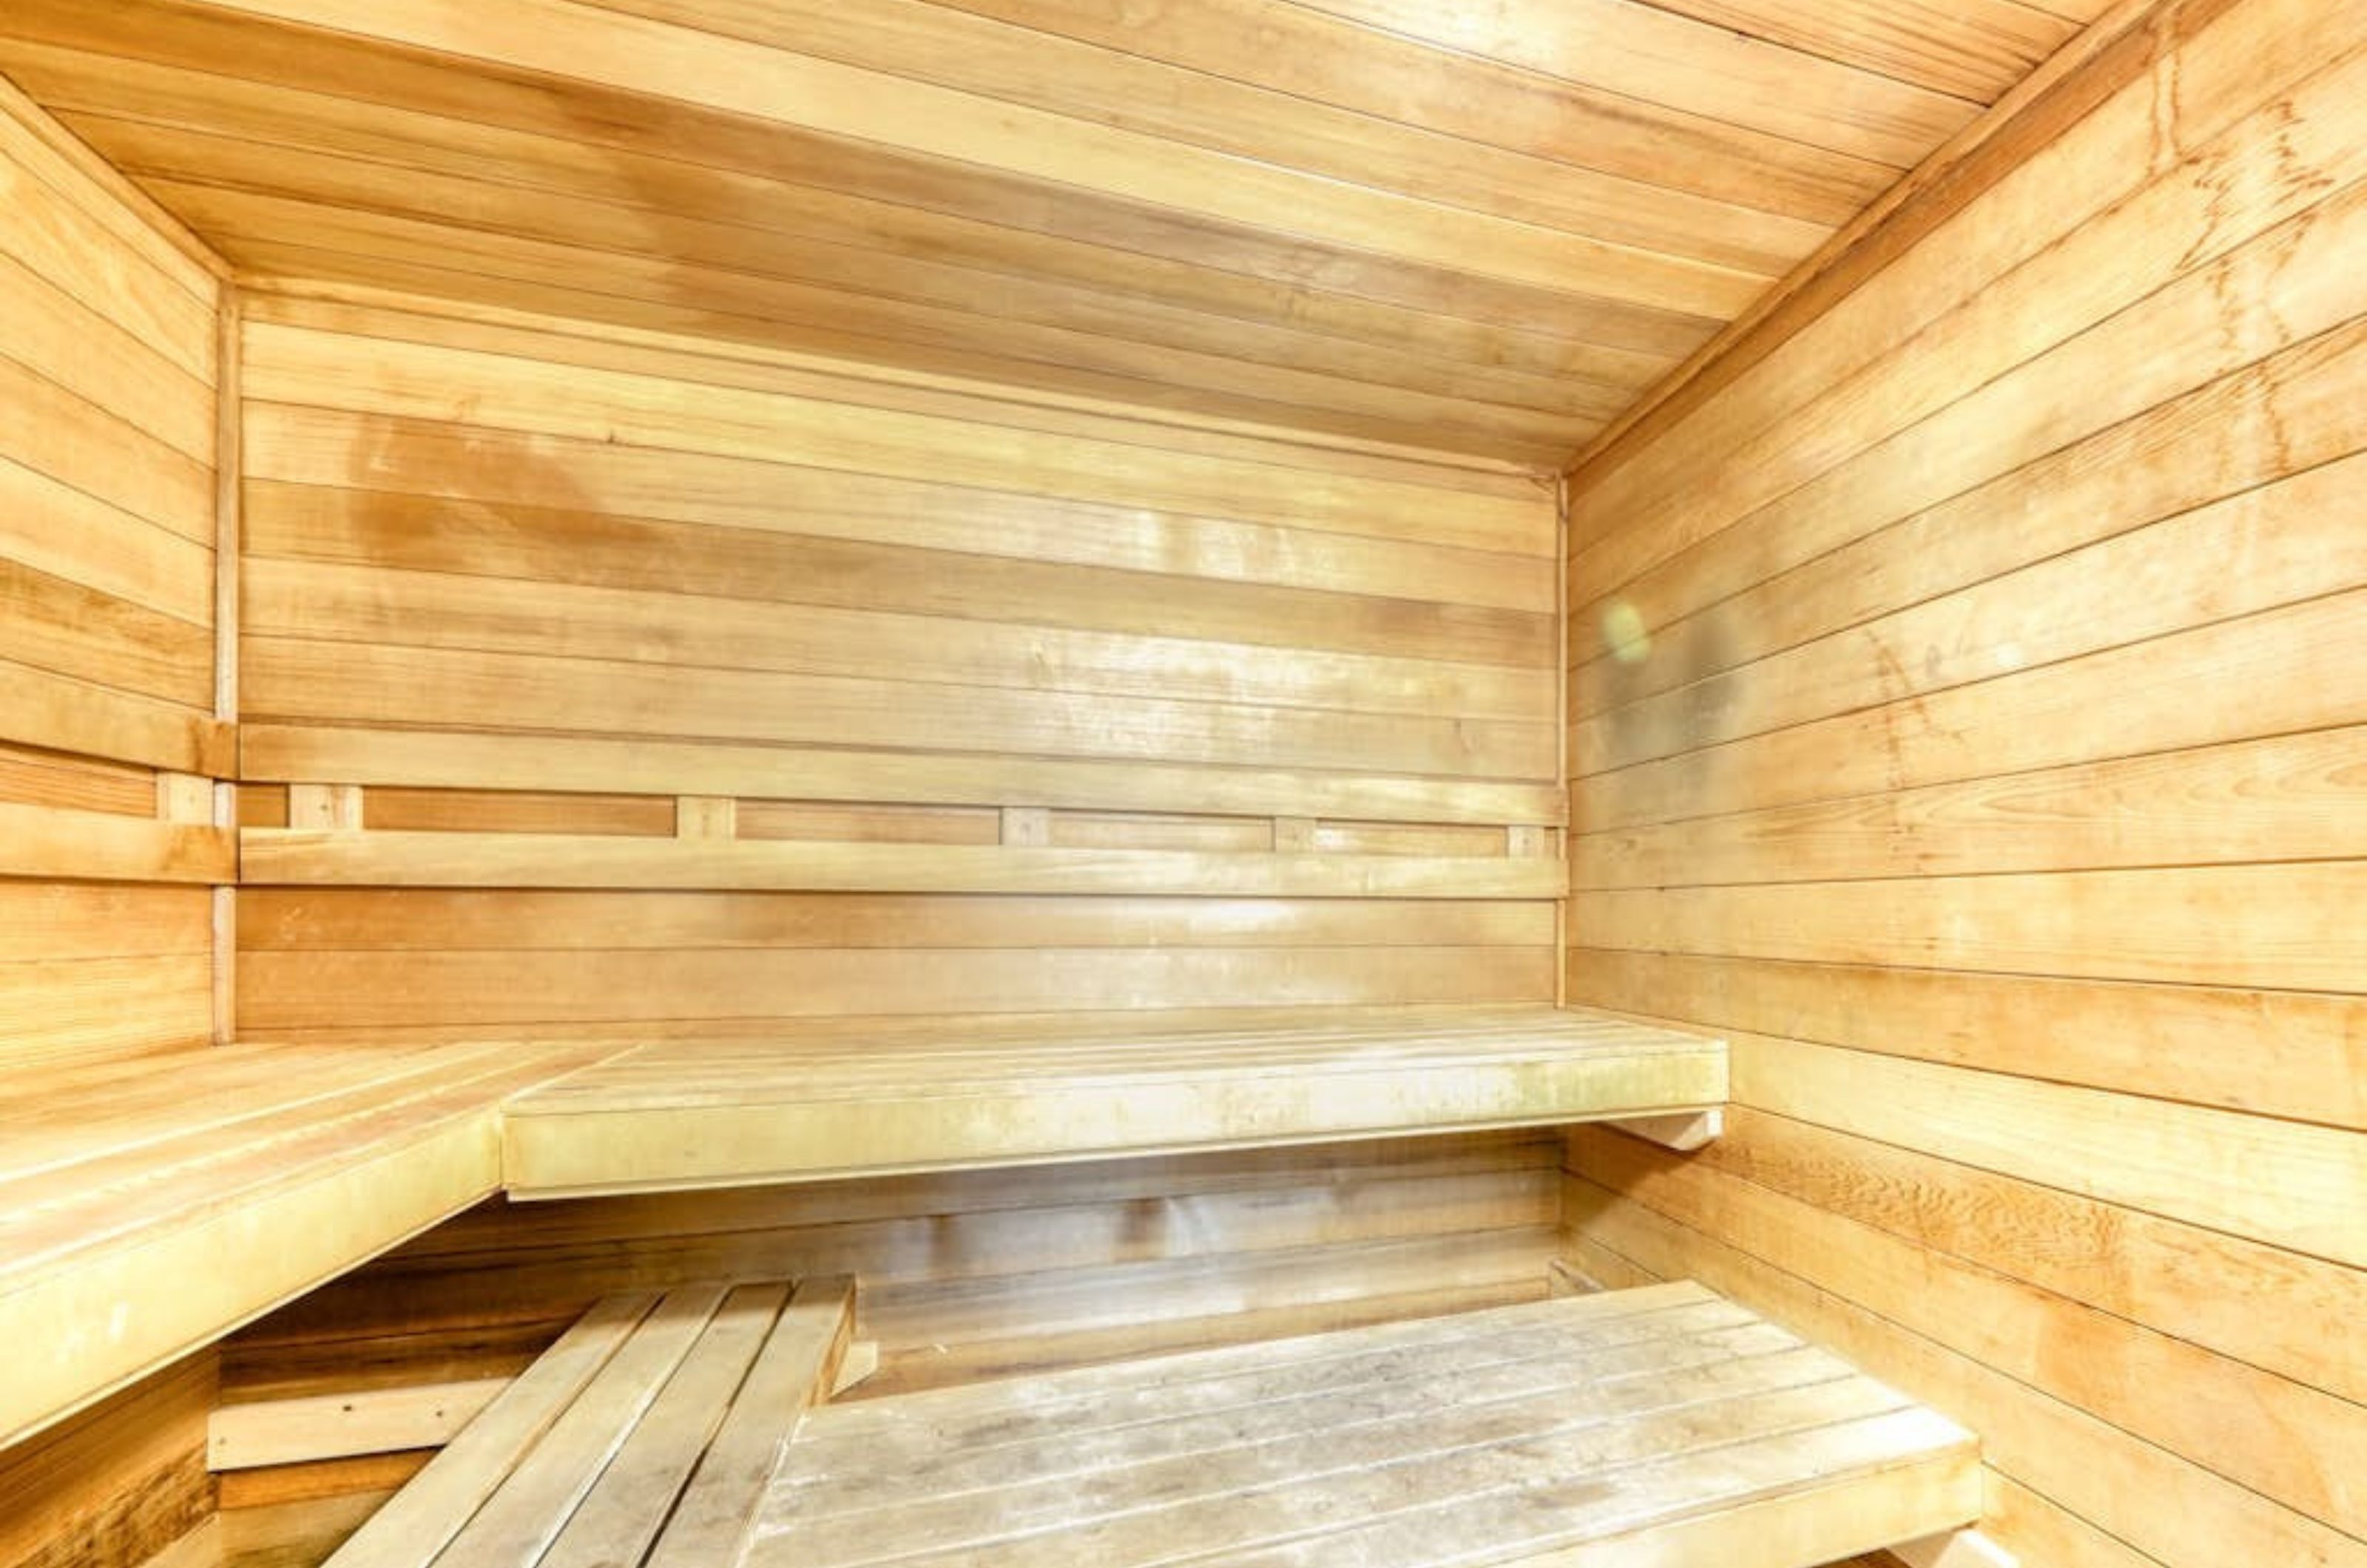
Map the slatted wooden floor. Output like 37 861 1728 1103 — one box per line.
324 1277 855 1568
752 1282 1979 1568
499 1007 1729 1197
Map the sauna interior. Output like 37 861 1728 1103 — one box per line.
3 0 2362 1564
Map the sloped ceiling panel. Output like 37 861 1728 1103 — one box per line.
0 0 2100 462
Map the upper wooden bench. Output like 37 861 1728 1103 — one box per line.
498 1006 1728 1198
6 1005 1723 1448
0 1038 610 1449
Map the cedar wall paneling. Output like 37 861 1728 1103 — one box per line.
0 78 226 1075
0 78 228 1568
1562 4 2367 1567
0 1355 216 1568
232 297 1564 1038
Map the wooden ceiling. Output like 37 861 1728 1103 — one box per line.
0 0 2101 465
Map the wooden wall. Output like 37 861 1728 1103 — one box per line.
0 1357 217 1568
1561 2 2367 1566
0 72 229 1568
230 294 1564 1039
0 74 231 1075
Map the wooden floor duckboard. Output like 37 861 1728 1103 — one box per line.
498 1007 1729 1198
754 1281 1980 1567
323 1277 855 1568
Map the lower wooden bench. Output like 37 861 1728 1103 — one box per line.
336 1279 1979 1568
323 1277 855 1568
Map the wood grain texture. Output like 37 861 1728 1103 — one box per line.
239 832 1564 899
0 76 228 1135
0 77 220 774
232 303 1564 1041
218 1133 1567 1558
303 1280 853 1568
208 1378 510 1473
757 1285 1978 1568
1567 1170 2365 1568
0 0 2082 459
0 1356 215 1568
238 726 1565 826
1563 4 2367 1564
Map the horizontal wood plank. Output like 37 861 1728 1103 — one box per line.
0 800 232 884
206 1379 511 1473
240 830 1566 898
237 890 1556 952
1561 10 2367 1567
239 726 1567 825
757 1287 1975 1568
242 322 1556 555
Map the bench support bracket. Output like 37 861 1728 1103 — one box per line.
1604 1108 1723 1151
1894 1530 2019 1568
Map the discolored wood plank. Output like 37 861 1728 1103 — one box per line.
238 404 1555 609
240 321 1556 554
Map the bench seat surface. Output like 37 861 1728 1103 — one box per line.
754 1281 1979 1568
500 1005 1728 1198
0 1038 612 1448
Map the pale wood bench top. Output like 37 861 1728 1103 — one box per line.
323 1277 854 1568
499 1006 1728 1199
754 1281 1980 1568
8 1007 1722 1450
0 1038 612 1448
